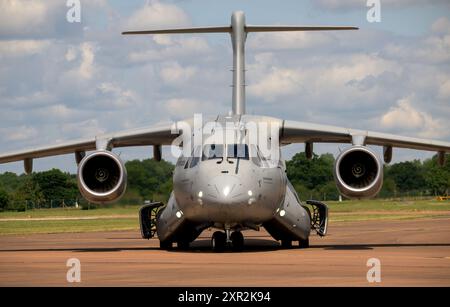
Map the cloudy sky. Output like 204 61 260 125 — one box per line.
0 0 449 174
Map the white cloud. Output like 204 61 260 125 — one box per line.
96 82 138 108
124 0 190 30
0 0 49 35
62 42 96 81
65 46 77 62
164 98 215 118
0 125 38 142
1 91 56 109
432 17 450 34
78 42 95 80
38 104 79 119
248 67 304 101
248 52 401 104
0 40 52 57
438 79 450 99
248 31 336 50
314 0 450 10
128 37 211 63
60 118 106 138
160 62 197 84
380 97 448 138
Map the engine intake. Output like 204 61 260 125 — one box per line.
334 146 383 199
77 151 127 204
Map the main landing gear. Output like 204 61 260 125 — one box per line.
211 230 244 251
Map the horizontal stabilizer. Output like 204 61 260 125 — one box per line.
246 25 358 32
122 26 231 35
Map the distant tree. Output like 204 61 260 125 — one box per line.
0 172 24 194
11 175 45 209
286 152 334 190
423 154 450 195
32 169 78 203
0 189 10 211
125 159 174 201
386 160 426 192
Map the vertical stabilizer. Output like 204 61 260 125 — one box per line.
123 11 358 116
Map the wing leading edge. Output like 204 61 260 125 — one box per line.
0 123 178 164
281 120 450 155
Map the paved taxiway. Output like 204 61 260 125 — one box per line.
1 218 450 286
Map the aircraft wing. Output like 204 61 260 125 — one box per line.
280 120 450 155
0 123 178 164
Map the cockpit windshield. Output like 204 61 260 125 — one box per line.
202 144 224 161
201 144 249 161
227 144 249 160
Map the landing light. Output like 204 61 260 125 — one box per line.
176 210 183 218
198 191 203 198
279 209 286 217
223 186 230 197
247 190 253 196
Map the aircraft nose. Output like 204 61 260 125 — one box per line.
203 174 248 204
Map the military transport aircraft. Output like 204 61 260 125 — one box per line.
1 11 449 251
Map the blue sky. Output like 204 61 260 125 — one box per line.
0 0 449 174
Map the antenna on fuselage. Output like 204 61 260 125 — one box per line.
122 11 358 116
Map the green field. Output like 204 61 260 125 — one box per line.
0 199 449 235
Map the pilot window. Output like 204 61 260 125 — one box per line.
202 144 224 161
227 144 249 160
250 145 271 167
190 146 202 168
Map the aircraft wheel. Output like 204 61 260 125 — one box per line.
177 241 190 250
211 231 226 252
160 240 173 250
298 237 310 249
281 239 292 249
230 231 244 251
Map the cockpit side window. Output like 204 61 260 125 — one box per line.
250 145 261 166
190 146 202 168
250 145 273 168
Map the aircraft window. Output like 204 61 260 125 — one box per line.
227 144 249 160
250 145 262 166
202 144 224 161
190 146 202 168
190 156 200 168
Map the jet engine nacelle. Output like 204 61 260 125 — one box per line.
77 150 127 204
333 146 383 199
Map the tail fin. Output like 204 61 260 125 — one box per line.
123 11 358 115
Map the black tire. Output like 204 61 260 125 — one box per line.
177 241 190 250
230 231 244 251
160 240 173 250
298 237 310 249
281 239 292 249
211 231 226 252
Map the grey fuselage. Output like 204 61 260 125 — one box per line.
156 115 311 244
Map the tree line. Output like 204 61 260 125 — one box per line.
0 153 449 211
286 152 450 200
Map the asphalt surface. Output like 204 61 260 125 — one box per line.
1 218 450 286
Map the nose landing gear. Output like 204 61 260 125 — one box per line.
211 231 244 251
211 231 227 251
